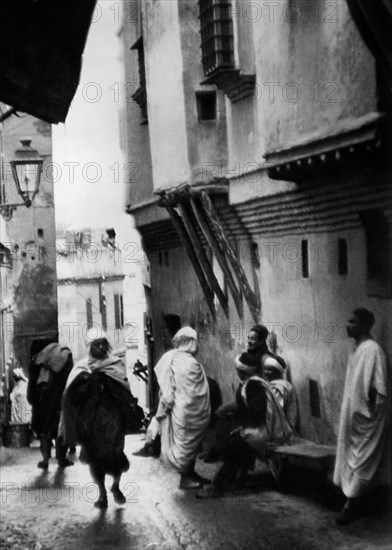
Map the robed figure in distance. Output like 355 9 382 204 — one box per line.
61 330 134 508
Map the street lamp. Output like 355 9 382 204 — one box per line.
0 139 43 220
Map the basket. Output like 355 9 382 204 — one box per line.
2 423 31 448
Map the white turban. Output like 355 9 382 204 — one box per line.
172 326 198 354
173 327 197 341
13 368 28 382
263 356 285 376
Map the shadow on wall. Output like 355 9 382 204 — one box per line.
12 263 58 368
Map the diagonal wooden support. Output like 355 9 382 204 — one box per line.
200 192 261 322
179 203 229 317
165 204 216 319
190 197 243 319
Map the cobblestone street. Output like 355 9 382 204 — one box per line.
1 435 391 550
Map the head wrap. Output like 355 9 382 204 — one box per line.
353 308 375 332
13 368 28 382
235 352 259 375
275 355 287 370
34 343 72 373
84 328 109 347
172 326 198 354
173 326 197 341
263 356 285 377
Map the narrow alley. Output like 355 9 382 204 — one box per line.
1 435 391 550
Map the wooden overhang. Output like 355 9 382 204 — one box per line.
265 112 386 182
156 183 261 323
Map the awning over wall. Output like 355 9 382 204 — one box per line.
346 0 392 72
0 0 97 123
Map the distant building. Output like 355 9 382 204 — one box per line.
0 111 57 423
57 227 125 360
57 226 149 408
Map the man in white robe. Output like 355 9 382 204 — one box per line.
155 327 210 489
334 308 391 525
10 367 32 424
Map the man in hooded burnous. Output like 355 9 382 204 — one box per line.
334 308 391 525
154 327 211 489
27 339 73 469
61 330 133 508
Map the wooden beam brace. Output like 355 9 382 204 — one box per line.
178 203 229 317
190 197 243 319
200 192 261 322
165 204 216 319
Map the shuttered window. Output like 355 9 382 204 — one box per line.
199 0 235 76
114 293 124 329
86 298 93 329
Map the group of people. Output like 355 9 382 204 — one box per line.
24 306 391 525
144 309 391 526
147 324 296 496
27 330 134 508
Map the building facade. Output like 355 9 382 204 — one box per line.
121 0 392 443
0 111 57 422
57 227 149 408
57 228 126 361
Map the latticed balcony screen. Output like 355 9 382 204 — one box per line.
199 0 234 76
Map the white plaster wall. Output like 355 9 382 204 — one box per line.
225 0 377 171
257 227 390 442
142 0 190 190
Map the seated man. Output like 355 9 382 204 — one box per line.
196 352 292 499
263 356 298 430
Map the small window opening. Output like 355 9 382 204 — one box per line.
309 379 321 418
163 314 181 338
362 210 390 279
86 298 93 329
338 238 348 275
114 293 124 329
196 91 217 121
158 252 162 267
361 209 391 297
301 240 309 278
164 251 169 267
37 228 44 238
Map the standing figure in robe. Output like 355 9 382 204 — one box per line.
334 308 391 525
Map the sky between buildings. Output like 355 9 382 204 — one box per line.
53 1 134 247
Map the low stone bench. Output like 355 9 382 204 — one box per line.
271 439 336 482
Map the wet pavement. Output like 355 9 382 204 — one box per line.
1 435 391 550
